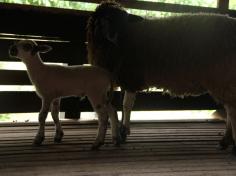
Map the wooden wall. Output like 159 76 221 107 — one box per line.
0 0 235 118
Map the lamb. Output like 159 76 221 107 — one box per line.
9 39 120 149
87 1 236 152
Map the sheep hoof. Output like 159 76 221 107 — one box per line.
120 125 130 143
217 134 234 150
54 131 64 143
33 135 45 146
217 139 229 150
232 146 236 155
91 142 104 150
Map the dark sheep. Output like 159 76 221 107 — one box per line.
87 1 236 152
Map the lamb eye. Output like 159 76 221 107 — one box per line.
22 43 33 51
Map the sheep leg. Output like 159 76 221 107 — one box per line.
92 104 109 150
224 104 236 154
51 98 64 143
33 99 51 146
107 103 121 146
88 94 109 150
121 91 136 142
212 108 233 149
218 114 233 150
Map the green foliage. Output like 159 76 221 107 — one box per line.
230 0 236 10
5 0 236 18
0 0 97 11
139 0 216 8
0 114 10 121
0 63 4 69
2 0 236 14
0 0 218 11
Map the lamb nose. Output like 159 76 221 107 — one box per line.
9 45 18 57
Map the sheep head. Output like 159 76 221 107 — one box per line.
86 1 144 70
87 1 127 46
87 1 143 45
9 40 52 61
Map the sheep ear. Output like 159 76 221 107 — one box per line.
99 18 118 44
37 45 52 53
106 32 118 44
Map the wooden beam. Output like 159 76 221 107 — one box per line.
69 0 219 13
0 40 87 64
133 92 220 111
0 2 90 16
66 0 236 17
0 3 90 40
0 70 31 85
0 91 41 113
0 91 92 113
217 0 229 13
0 91 220 113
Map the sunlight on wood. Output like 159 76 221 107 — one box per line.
0 110 215 123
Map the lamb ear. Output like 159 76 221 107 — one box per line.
37 45 52 53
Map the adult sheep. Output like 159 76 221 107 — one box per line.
87 1 236 152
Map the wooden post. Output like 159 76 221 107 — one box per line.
64 41 86 120
64 97 81 119
217 0 229 13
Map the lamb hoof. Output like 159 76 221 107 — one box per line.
54 131 64 143
112 136 121 147
120 125 130 143
33 135 45 146
91 142 104 150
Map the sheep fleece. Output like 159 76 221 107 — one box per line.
87 2 236 103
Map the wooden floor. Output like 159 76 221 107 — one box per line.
0 120 236 176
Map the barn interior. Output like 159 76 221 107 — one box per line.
0 0 236 175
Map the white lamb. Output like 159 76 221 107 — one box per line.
9 39 120 149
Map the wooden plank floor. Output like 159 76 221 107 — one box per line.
0 120 236 176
